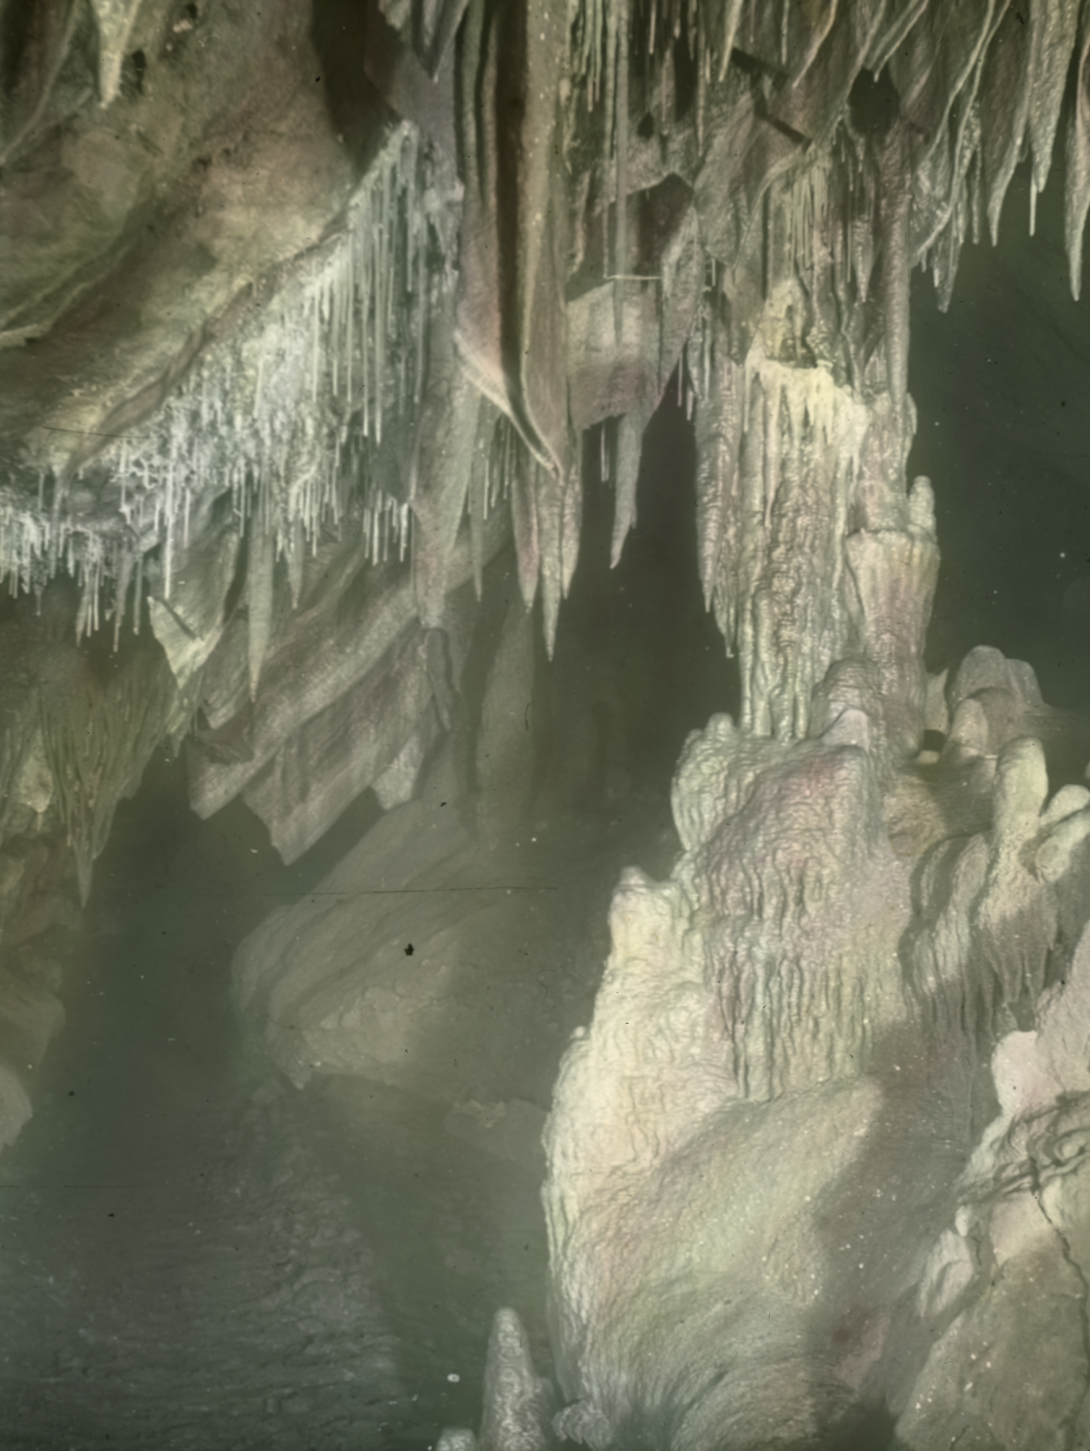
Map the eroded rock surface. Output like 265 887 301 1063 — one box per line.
541 652 1090 1451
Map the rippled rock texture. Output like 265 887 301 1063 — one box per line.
6 1 1090 1446
543 650 1090 1450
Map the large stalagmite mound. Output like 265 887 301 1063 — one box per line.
5 1 1090 1446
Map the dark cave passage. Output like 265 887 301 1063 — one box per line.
0 748 575 1448
909 159 1090 710
8 2 1090 1445
0 762 412 1448
561 383 740 801
0 384 732 1450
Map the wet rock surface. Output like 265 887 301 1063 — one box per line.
540 659 1090 1451
0 754 668 1448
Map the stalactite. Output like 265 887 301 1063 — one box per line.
981 4 1034 248
560 453 583 600
535 458 566 657
0 122 443 642
504 420 540 611
247 525 275 702
613 0 630 345
1028 0 1080 200
39 643 188 904
1066 1 1090 300
610 406 649 568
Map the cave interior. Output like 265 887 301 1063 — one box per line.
4 2 1090 1449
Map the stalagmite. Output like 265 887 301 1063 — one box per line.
476 1308 557 1451
10 2 1090 1443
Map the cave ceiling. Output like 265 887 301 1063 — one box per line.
0 0 1089 936
0 9 1059 922
10 3 1090 1446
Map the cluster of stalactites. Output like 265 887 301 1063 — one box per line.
901 0 1084 305
568 0 1090 301
0 494 127 636
695 341 877 740
0 121 446 643
569 0 772 146
10 0 1090 666
689 125 913 740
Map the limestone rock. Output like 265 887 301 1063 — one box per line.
478 1307 557 1451
892 920 1090 1448
230 791 612 1107
543 653 1090 1449
0 1060 31 1152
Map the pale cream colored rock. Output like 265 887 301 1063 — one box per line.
0 1060 31 1151
0 967 64 1067
478 1308 557 1451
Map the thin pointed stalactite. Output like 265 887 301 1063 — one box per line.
1067 0 1090 299
247 523 276 703
613 0 630 346
533 457 568 658
609 405 650 569
559 450 584 600
505 423 541 612
0 122 442 642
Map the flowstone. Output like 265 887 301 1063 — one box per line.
9 2 1090 1443
534 648 1090 1451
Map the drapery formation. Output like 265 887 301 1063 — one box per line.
2 0 1090 887
5 3 1090 1445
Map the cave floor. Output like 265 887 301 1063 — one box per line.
0 765 672 1449
0 1041 549 1450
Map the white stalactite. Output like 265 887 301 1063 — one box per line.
0 123 449 640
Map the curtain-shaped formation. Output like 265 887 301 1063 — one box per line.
455 0 573 647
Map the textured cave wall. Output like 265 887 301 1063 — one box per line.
538 648 1090 1451
0 0 924 920
9 0 1088 896
5 1 1090 1445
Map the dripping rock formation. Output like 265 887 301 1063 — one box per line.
3 0 1090 1447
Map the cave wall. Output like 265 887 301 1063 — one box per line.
5 1 1090 1446
7 0 1084 896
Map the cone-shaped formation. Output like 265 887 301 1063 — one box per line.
5 0 1088 715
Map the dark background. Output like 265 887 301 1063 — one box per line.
908 159 1090 709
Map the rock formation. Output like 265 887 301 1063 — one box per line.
541 652 1090 1448
4 0 1090 1445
